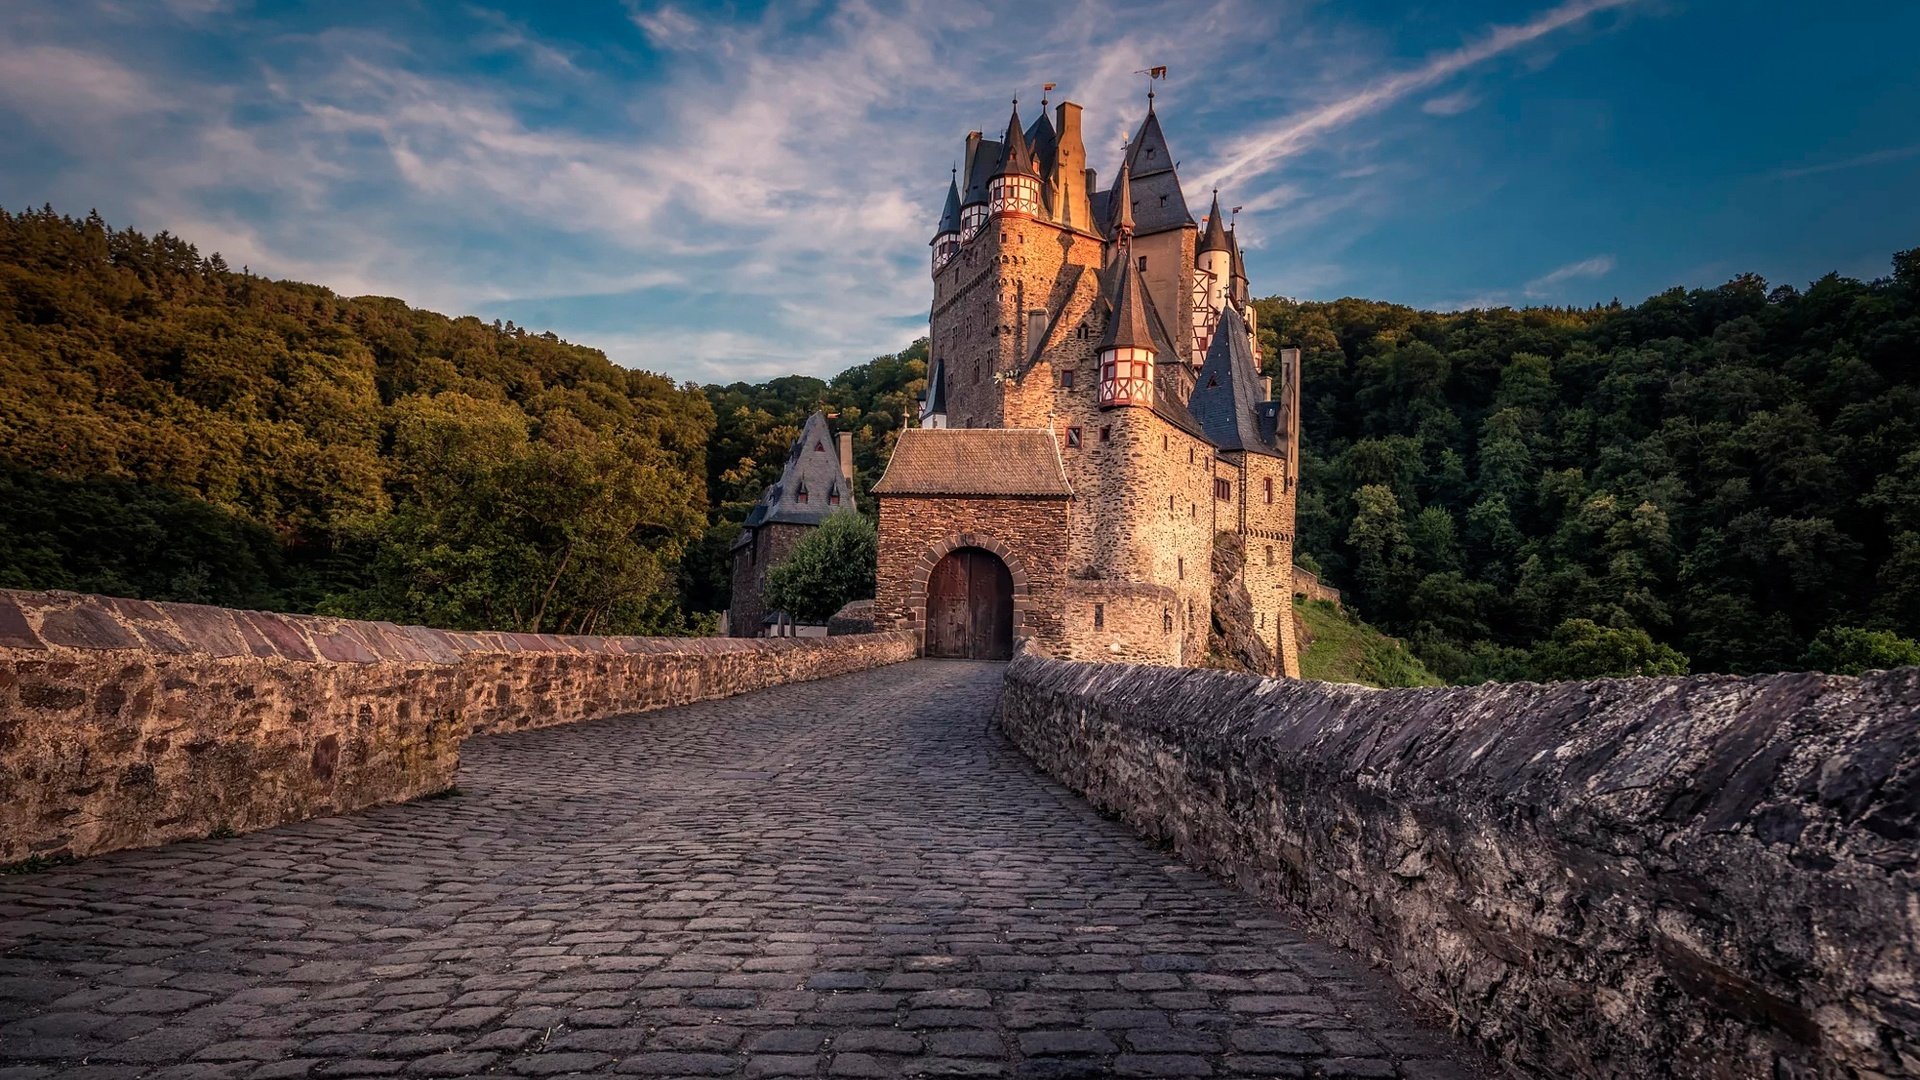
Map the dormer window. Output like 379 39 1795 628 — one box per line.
795 482 809 504
828 484 841 506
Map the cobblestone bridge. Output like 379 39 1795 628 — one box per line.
0 660 1485 1079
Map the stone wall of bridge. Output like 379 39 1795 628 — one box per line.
0 589 914 865
995 651 1920 1079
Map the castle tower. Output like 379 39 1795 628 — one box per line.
1196 191 1234 362
1098 176 1156 411
931 172 962 274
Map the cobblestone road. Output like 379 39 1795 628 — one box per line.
1 660 1486 1079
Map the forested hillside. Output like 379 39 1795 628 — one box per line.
4 205 1915 677
1261 251 1920 680
0 206 712 635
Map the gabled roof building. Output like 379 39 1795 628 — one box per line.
877 91 1304 675
727 411 858 636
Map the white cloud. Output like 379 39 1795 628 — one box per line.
1196 0 1635 191
1524 254 1615 297
1421 90 1478 117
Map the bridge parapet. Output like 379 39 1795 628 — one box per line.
996 652 1920 1079
0 589 912 865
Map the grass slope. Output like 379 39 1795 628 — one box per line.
1295 598 1442 688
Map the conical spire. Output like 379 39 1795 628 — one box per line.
995 101 1034 177
1111 161 1134 242
1229 225 1250 302
1124 99 1176 179
1199 190 1231 254
1099 256 1154 353
934 171 962 238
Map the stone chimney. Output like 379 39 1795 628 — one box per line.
1261 376 1273 400
837 431 854 493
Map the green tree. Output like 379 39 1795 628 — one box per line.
1802 627 1920 674
761 511 877 624
1528 618 1690 680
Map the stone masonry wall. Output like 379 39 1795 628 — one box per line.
996 652 1920 1079
0 589 914 865
874 494 1070 656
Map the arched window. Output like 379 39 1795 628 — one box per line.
1265 477 1274 504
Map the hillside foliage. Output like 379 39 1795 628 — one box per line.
0 206 711 634
1260 250 1920 680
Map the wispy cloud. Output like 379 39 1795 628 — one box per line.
1197 0 1635 190
0 0 1651 381
1773 143 1920 179
1525 254 1615 297
1421 90 1478 117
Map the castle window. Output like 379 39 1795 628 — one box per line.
1094 604 1105 629
1178 557 1185 580
1214 478 1232 501
1163 610 1173 634
1190 503 1196 518
1167 494 1174 511
1137 255 1148 271
1260 612 1266 628
829 485 841 506
795 482 808 504
1066 426 1082 449
1265 545 1274 566
1099 425 1111 443
1062 369 1075 389
1188 447 1195 464
813 441 825 452
1162 435 1168 451
1265 477 1274 504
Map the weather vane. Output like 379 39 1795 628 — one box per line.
1134 66 1168 100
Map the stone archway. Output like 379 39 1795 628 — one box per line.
905 532 1032 659
925 548 1014 660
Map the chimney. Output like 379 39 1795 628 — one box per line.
837 431 854 493
1054 102 1086 229
1261 375 1273 400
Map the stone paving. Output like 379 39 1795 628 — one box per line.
0 660 1489 1079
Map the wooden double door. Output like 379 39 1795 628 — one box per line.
925 548 1014 660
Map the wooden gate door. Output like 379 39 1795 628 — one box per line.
924 548 1014 660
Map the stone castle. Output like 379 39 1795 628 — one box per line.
871 91 1303 676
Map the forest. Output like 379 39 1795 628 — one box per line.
2 206 1916 677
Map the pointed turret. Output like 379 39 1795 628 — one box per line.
1097 254 1156 409
988 102 1043 219
1190 307 1278 456
959 130 996 239
1229 225 1250 306
1110 161 1134 242
931 172 962 273
1116 97 1193 236
1197 189 1234 333
1198 191 1231 254
995 102 1035 178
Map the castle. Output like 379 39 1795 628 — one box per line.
871 91 1303 676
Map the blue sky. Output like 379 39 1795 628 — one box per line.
2 1 1916 382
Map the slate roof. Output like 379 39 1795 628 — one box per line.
923 357 948 417
872 429 1072 497
1189 307 1280 457
933 174 961 238
734 412 856 547
962 138 1001 207
995 105 1036 178
1117 104 1193 236
1098 256 1155 352
1199 191 1231 254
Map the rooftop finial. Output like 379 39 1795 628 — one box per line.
1134 65 1167 107
1041 82 1055 108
